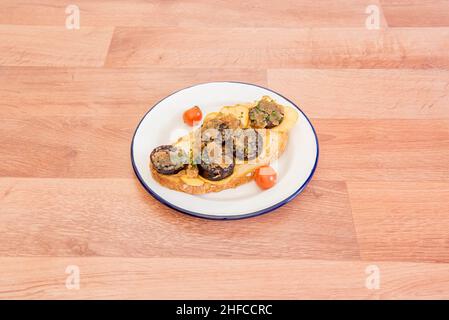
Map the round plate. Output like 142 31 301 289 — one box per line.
131 82 319 220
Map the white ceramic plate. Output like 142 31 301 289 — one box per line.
131 82 319 219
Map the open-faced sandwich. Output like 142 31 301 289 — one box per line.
149 96 298 194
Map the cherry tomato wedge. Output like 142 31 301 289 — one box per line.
183 106 202 126
254 166 277 190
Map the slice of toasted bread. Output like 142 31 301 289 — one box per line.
150 96 298 194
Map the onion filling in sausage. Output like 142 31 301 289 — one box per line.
198 141 235 181
249 99 284 129
150 145 188 175
233 128 263 162
201 113 240 146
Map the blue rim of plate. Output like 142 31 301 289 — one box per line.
131 81 319 220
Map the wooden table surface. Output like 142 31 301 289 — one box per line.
1 0 449 299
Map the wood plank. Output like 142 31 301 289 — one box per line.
381 0 449 27
1 257 449 299
267 69 449 119
106 27 449 68
348 182 449 263
0 67 266 116
0 116 135 178
0 178 359 260
0 0 386 27
0 25 113 67
314 119 449 182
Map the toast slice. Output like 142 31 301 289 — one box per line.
150 96 298 194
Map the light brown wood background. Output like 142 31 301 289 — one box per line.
0 0 448 299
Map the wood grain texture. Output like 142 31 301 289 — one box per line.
314 119 449 182
0 25 113 67
348 182 449 263
381 0 449 27
268 69 449 119
106 27 449 68
0 178 359 260
1 0 449 299
1 257 449 299
0 67 266 116
0 116 134 178
0 0 387 28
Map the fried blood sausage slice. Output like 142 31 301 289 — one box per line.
249 99 284 129
150 145 188 175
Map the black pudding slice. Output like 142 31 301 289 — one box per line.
198 141 235 181
249 99 284 129
233 128 263 161
150 145 188 175
201 113 241 146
